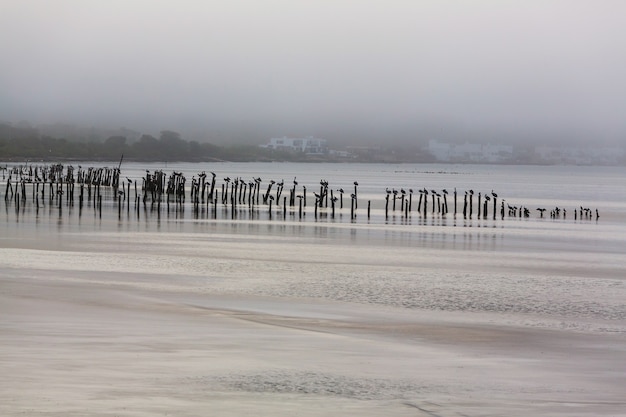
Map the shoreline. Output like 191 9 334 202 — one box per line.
2 162 624 416
2 271 624 416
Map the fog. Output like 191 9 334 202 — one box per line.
1 1 625 146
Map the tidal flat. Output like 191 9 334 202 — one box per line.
1 162 625 416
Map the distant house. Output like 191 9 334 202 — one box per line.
427 140 451 161
261 136 329 155
329 149 353 158
535 145 625 165
482 143 514 163
428 139 513 163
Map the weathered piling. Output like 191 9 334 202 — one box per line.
431 190 436 214
255 177 261 205
2 163 604 228
483 195 490 218
263 180 274 204
207 172 216 202
392 189 397 211
417 191 423 214
276 180 284 203
248 181 254 207
291 177 298 207
385 191 390 219
350 195 355 220
223 177 231 204
463 192 467 218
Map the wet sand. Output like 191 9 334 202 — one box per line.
2 160 626 416
1 265 624 417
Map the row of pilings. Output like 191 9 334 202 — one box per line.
2 163 600 223
382 187 599 221
139 172 363 221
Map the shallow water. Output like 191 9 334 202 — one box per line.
1 162 625 416
2 162 625 328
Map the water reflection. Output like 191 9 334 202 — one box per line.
2 163 625 258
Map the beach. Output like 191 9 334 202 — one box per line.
1 163 625 416
2 226 625 416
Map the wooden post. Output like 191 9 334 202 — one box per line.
454 188 457 215
463 192 467 219
351 197 355 220
385 194 389 219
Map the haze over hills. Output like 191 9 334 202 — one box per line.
1 118 624 166
2 2 625 150
1 118 621 151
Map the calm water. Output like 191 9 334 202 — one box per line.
2 162 626 416
2 162 625 332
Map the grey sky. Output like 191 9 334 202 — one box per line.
1 1 625 145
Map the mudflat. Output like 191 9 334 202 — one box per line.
1 266 624 417
2 160 625 416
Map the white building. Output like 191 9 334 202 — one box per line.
261 136 328 155
482 143 514 163
428 139 513 163
535 145 625 165
427 139 452 161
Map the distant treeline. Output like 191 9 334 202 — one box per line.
0 127 308 162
